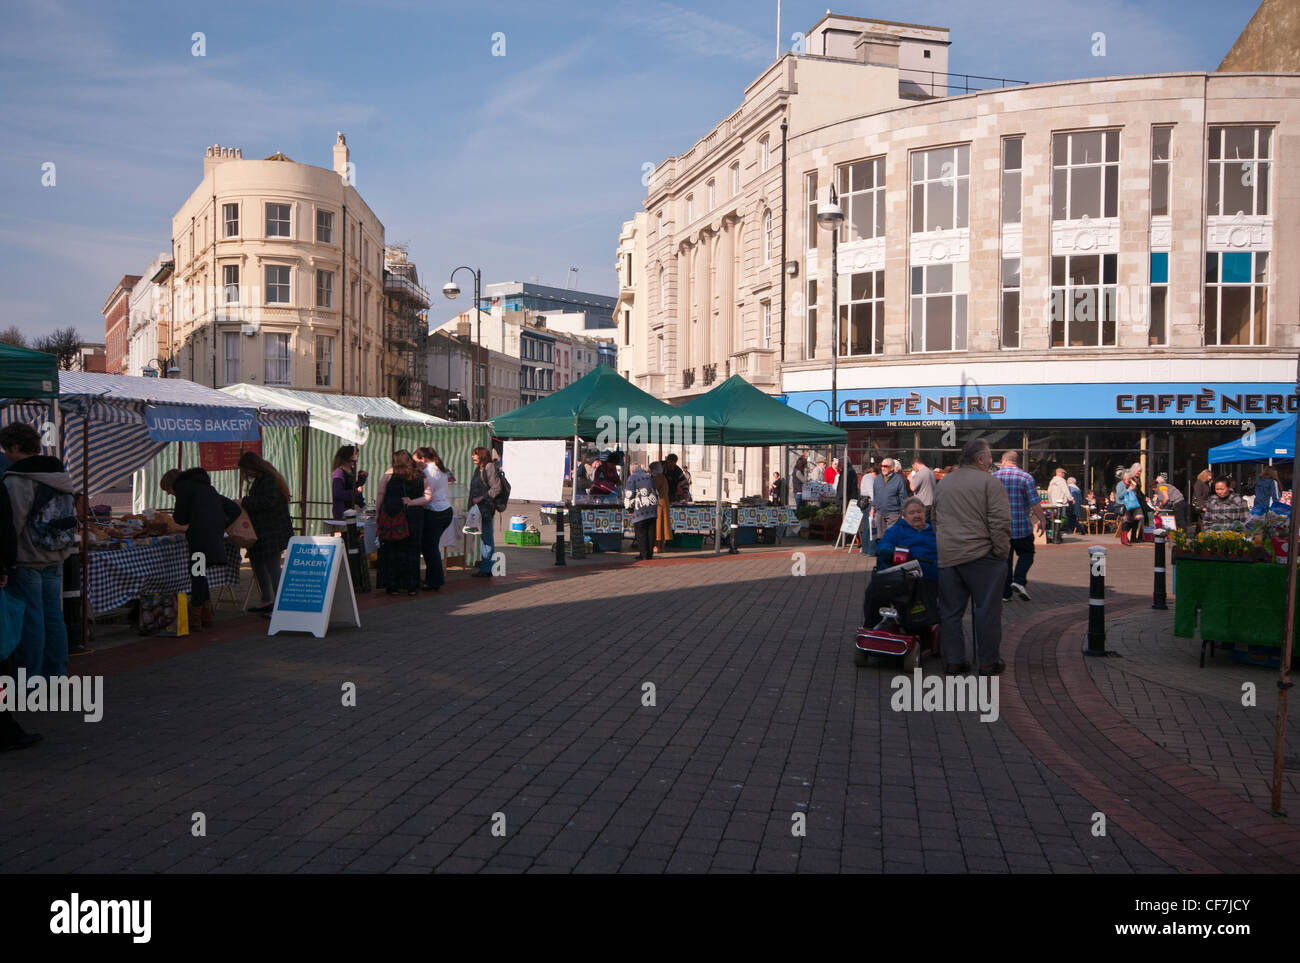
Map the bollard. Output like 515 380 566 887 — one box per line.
1085 545 1107 656
554 503 567 566
1152 529 1168 610
343 510 371 594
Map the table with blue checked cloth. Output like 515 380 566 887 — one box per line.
576 504 797 535
87 535 243 614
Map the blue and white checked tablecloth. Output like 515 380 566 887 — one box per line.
87 536 243 613
575 505 797 535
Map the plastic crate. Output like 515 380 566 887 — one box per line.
504 530 542 546
672 533 705 549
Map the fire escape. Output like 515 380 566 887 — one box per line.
383 255 431 412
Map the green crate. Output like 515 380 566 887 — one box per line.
672 533 705 549
504 530 541 546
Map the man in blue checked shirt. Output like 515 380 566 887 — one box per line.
994 451 1046 602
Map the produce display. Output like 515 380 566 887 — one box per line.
87 511 187 545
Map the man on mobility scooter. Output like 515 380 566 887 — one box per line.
855 497 940 668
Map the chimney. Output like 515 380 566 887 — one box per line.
333 132 350 179
204 143 243 177
855 30 900 68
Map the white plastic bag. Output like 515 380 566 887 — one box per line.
463 503 482 535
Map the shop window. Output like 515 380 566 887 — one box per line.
911 146 969 233
805 171 818 250
1151 126 1172 217
910 263 967 353
1001 258 1021 349
1205 251 1268 346
1050 253 1117 347
1208 126 1270 217
1149 252 1168 345
806 279 817 359
836 156 886 242
1051 130 1119 220
1002 138 1022 225
840 270 884 356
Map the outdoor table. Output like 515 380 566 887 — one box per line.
1172 556 1300 665
86 535 242 614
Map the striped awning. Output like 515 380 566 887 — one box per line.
0 373 308 494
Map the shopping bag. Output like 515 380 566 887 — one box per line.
463 503 482 536
139 592 189 637
225 509 258 549
377 509 410 542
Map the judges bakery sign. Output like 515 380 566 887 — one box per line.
785 384 1298 424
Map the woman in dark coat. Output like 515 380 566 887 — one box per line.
161 467 241 628
238 451 294 612
375 450 432 596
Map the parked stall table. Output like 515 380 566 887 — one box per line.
87 535 243 614
1173 555 1300 666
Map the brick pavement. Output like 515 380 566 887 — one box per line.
2 531 1295 873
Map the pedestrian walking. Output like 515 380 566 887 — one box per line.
376 450 432 596
468 446 503 578
836 458 859 503
414 447 455 591
871 458 909 543
994 450 1046 601
932 438 1012 675
0 423 80 677
626 464 659 560
238 451 294 613
1191 468 1213 532
651 462 673 551
909 457 937 519
161 466 241 630
1047 467 1074 537
0 472 40 751
1119 474 1144 545
331 445 367 520
1256 466 1281 512
1066 477 1084 533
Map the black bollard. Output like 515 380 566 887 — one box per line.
1085 545 1107 655
554 504 567 566
343 510 371 594
1152 529 1168 610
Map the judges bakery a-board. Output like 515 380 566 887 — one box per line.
268 536 361 638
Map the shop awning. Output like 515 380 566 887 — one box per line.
492 365 696 440
220 383 451 445
0 373 308 492
676 375 847 446
0 342 59 399
1209 414 1295 463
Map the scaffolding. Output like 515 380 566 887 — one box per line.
383 247 431 412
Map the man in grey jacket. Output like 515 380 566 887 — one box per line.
932 438 1012 676
0 423 79 678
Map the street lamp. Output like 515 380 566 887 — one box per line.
443 266 482 420
817 185 845 430
145 355 180 378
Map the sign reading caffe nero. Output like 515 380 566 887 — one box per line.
785 384 1298 424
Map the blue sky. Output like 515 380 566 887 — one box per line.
0 0 1257 342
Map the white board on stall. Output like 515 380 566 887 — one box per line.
267 536 360 638
840 501 864 535
502 439 566 502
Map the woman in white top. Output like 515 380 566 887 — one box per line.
415 447 455 591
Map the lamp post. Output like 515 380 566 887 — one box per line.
145 355 180 379
443 266 482 420
817 185 844 431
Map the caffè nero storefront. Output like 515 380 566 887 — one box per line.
784 376 1297 499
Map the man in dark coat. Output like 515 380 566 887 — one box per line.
161 468 241 627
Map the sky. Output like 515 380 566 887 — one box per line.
0 0 1259 343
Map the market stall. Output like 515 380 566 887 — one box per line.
493 365 704 552
0 373 309 640
677 375 847 553
130 384 492 566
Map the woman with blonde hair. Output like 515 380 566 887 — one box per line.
1192 468 1214 532
238 451 294 612
376 450 432 596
